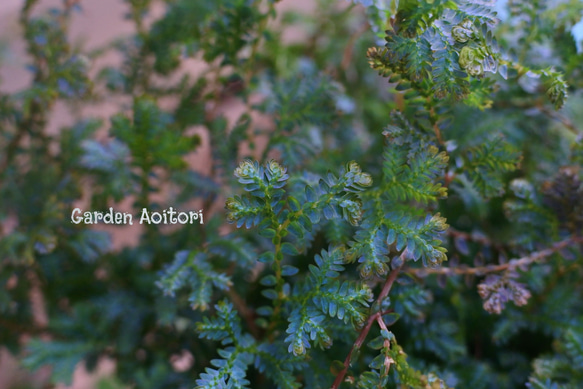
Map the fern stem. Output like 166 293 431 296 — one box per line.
448 228 505 251
537 104 581 135
428 100 444 145
267 216 295 339
331 264 403 389
225 288 260 338
340 22 369 71
408 235 583 277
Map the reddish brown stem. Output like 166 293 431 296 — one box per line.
331 264 402 389
225 288 260 339
341 23 369 71
408 236 582 277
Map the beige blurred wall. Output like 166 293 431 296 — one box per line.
1 1 133 387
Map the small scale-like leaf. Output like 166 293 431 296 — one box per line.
305 185 318 202
281 265 299 276
260 275 277 286
281 242 299 256
258 252 275 263
261 289 278 300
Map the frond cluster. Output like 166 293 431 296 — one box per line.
528 328 583 388
348 121 450 277
461 136 521 198
285 248 373 356
364 0 568 110
156 251 232 311
195 301 256 388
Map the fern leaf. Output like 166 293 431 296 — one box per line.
462 136 521 198
23 339 93 385
157 251 232 311
285 306 330 356
427 26 470 99
564 329 583 369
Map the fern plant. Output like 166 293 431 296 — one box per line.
1 0 583 388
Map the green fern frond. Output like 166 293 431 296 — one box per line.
462 136 521 198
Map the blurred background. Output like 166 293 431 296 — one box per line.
0 0 313 387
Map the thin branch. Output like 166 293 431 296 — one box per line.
537 104 580 135
331 264 402 389
493 98 580 135
375 315 389 331
407 236 583 277
225 288 260 339
443 170 456 188
341 22 369 71
330 311 381 389
377 264 403 303
374 314 394 378
0 318 54 338
447 228 508 254
448 228 496 247
432 122 444 145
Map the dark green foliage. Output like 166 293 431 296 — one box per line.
23 339 94 385
194 301 256 388
157 251 232 311
1 0 583 388
346 122 449 279
527 328 583 388
462 136 521 198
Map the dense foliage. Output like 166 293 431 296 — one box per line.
1 0 583 388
